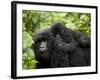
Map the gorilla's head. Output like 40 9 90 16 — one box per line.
33 28 54 64
51 22 66 36
51 22 73 43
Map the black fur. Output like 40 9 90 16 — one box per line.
33 22 91 68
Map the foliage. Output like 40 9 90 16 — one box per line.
22 10 91 69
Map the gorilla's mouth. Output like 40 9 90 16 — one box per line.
39 41 48 53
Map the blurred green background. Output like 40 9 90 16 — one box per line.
22 10 91 69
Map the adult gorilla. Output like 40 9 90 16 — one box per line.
33 22 91 68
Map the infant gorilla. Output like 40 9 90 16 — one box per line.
33 23 91 68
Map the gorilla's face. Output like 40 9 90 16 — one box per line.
35 40 48 53
34 33 53 61
39 41 47 52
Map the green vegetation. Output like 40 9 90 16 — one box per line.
22 10 91 69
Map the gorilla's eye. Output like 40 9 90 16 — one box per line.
39 41 47 51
